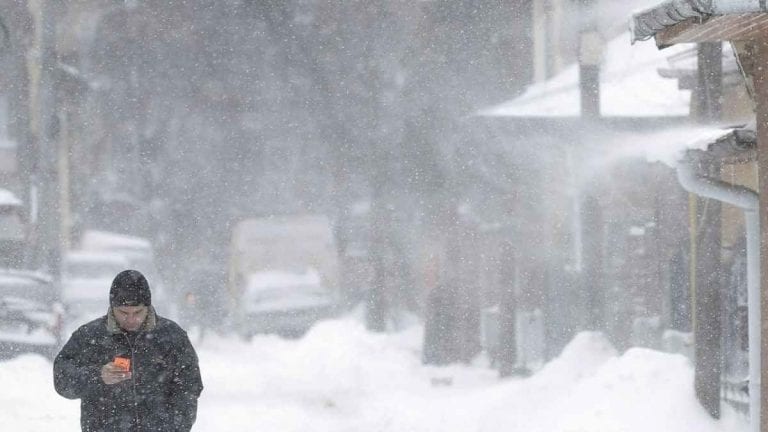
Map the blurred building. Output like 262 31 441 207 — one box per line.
630 1 768 424
476 1 757 390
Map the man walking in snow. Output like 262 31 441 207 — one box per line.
54 269 203 431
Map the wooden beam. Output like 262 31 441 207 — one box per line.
657 14 768 46
693 163 722 419
582 195 605 331
755 37 768 432
498 241 518 377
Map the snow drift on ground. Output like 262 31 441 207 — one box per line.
0 316 748 431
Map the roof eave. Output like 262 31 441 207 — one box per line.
630 0 768 44
689 124 757 163
631 0 711 44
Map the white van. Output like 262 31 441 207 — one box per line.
229 215 340 337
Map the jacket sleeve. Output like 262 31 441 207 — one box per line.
53 329 105 400
169 330 203 432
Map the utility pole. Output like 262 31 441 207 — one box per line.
582 195 605 331
366 195 387 332
577 0 601 119
366 131 388 332
498 241 518 376
576 0 604 336
27 0 61 278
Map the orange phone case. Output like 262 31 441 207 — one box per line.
114 357 131 372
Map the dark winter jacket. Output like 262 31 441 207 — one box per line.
54 307 203 432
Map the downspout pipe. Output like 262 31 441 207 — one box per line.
677 159 760 431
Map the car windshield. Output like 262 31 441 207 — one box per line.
0 208 24 241
64 261 125 279
250 285 328 301
245 270 326 298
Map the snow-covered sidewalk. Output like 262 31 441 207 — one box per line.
0 317 748 431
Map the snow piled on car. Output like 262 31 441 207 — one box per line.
0 315 748 431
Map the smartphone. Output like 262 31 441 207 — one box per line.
113 356 131 372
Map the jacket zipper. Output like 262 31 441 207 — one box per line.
123 333 141 432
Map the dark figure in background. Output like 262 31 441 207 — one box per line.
180 290 202 336
422 283 461 365
180 268 224 341
54 270 204 432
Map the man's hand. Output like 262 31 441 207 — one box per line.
101 362 132 385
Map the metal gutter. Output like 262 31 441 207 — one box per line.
677 156 760 432
631 0 768 43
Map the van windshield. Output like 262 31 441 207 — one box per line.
0 208 24 241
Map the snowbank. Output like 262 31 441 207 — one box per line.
0 317 748 432
0 355 79 432
484 336 746 432
534 331 617 384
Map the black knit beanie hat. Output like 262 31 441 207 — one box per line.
110 270 151 307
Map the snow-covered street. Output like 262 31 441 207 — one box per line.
0 0 764 430
1 315 748 432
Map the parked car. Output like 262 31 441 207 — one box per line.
61 251 130 334
228 215 340 338
0 188 27 268
79 230 174 318
0 269 62 359
240 268 337 338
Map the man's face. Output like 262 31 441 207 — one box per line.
114 305 148 332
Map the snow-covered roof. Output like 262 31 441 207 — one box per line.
246 269 322 292
63 250 130 266
478 32 694 118
587 124 743 169
0 188 22 207
0 269 52 286
80 230 152 253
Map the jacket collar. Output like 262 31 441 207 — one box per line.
106 305 158 334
